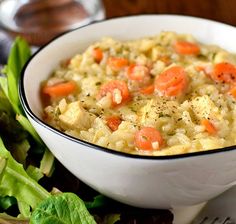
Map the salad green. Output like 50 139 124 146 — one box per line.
0 137 50 217
0 38 97 223
30 193 96 224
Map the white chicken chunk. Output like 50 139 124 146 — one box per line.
139 97 180 125
191 95 221 120
59 101 94 130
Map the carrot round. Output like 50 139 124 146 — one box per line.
106 116 122 131
134 127 164 151
42 81 77 98
97 80 130 107
92 47 103 63
155 66 188 97
174 41 200 55
228 85 236 97
127 64 150 81
139 84 155 95
201 119 217 135
107 57 129 71
211 62 236 83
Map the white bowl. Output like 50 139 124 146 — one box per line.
20 15 236 209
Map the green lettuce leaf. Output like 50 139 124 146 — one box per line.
0 111 28 144
30 193 96 224
103 214 120 224
0 37 55 177
7 36 31 82
26 166 43 182
0 196 17 210
85 195 107 209
0 213 29 224
39 149 55 177
10 139 30 167
0 74 10 104
0 91 12 114
1 37 30 114
0 37 44 147
0 137 50 217
16 114 44 146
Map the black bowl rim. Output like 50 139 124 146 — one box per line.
19 14 236 160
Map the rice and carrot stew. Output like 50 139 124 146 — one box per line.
41 32 236 156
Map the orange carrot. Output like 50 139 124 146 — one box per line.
155 66 188 96
174 41 200 55
97 80 130 107
107 57 129 71
211 62 236 83
139 84 155 95
201 119 217 135
127 64 150 81
92 47 103 63
42 81 77 98
134 127 164 151
228 85 236 97
106 116 122 131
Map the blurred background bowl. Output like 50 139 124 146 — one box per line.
0 0 105 46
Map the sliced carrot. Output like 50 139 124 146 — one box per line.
127 64 150 81
107 57 129 71
201 119 217 135
97 80 130 107
106 116 122 131
155 66 188 97
228 85 236 97
174 41 200 55
211 62 236 83
42 81 77 98
139 84 155 95
92 47 103 63
134 127 164 151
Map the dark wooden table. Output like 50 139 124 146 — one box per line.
102 0 236 26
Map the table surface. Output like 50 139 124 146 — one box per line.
102 0 236 26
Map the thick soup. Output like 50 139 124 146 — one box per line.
42 32 236 156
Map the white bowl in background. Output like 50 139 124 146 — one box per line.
20 15 236 209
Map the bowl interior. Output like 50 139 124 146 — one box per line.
22 15 236 118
